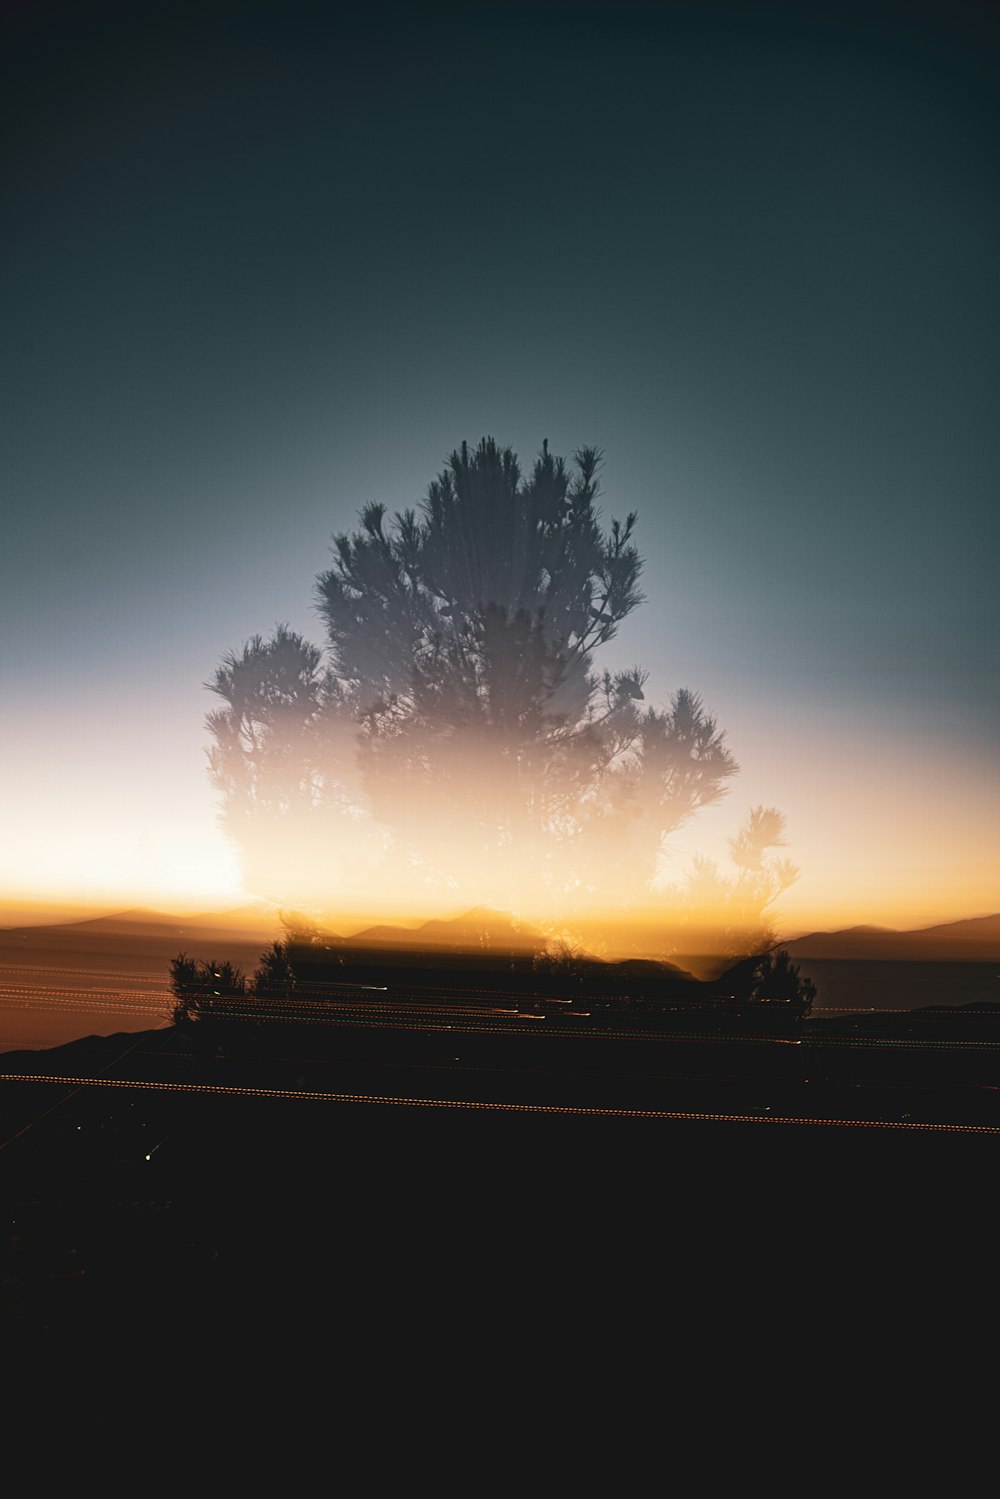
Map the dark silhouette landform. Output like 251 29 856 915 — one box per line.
784 913 1000 962
1 903 997 1044
2 902 998 1107
779 914 1000 1013
3 903 998 1349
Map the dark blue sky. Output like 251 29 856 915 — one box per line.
3 0 998 924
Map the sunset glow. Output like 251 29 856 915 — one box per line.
2 736 995 942
3 2 996 953
6 0 1000 1358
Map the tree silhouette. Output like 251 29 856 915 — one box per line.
170 942 296 1024
251 940 297 999
170 954 248 1026
719 946 817 1014
672 805 800 965
750 949 816 1012
207 438 742 920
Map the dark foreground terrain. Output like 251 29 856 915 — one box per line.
4 996 999 1353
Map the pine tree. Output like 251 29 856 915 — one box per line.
207 438 739 920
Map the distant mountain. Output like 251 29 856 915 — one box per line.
0 903 283 976
0 901 283 940
908 914 1000 944
175 902 283 936
785 914 1000 962
335 906 547 956
2 907 193 938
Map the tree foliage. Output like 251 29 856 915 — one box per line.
720 946 817 1014
672 805 800 964
170 943 296 1024
170 954 248 1026
206 438 756 925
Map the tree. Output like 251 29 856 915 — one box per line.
718 946 817 1014
749 949 816 1012
169 943 296 1025
205 625 375 904
170 954 248 1026
669 805 800 968
251 940 297 999
206 438 744 925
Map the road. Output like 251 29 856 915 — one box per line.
0 960 173 1052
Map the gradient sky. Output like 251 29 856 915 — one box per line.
3 0 998 932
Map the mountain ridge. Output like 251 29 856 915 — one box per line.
0 901 282 939
784 913 1000 961
3 903 997 962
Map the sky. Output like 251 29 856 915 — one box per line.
2 0 998 935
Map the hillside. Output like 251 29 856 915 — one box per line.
784 913 1000 962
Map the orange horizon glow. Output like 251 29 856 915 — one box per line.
3 706 997 946
2 871 997 945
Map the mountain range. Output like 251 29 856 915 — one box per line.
783 914 1000 962
2 902 997 963
0 901 282 941
288 904 547 955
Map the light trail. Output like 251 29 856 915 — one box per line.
0 989 171 1004
127 1040 1000 1090
804 1034 1000 1052
0 1037 69 1051
0 964 174 985
4 983 1000 1056
2 1070 998 1131
0 997 171 1017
